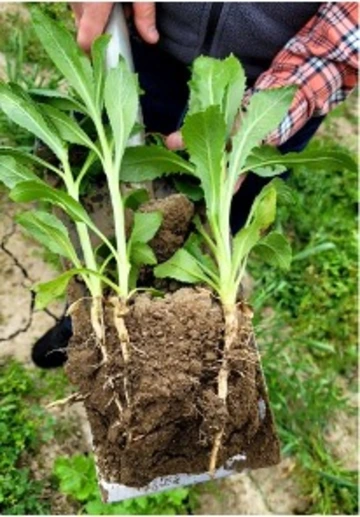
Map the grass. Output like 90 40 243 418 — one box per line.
248 97 358 514
53 454 199 515
0 358 198 515
0 359 69 515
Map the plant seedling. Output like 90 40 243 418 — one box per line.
121 56 357 472
0 8 162 421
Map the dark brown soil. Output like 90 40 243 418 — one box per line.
140 194 194 262
66 288 280 488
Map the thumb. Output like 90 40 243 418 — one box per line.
133 2 159 44
165 131 184 150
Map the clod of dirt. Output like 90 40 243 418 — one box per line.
66 288 280 488
140 194 194 262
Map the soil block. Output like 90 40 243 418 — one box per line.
66 287 280 489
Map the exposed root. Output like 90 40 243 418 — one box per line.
66 297 93 316
46 391 88 409
91 296 108 362
209 303 239 475
89 297 124 422
111 297 131 408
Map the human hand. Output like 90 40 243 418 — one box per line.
71 2 159 53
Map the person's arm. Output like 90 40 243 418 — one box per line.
254 2 359 146
167 2 358 150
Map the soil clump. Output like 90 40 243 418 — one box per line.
66 288 280 488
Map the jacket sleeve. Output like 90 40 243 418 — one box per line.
252 2 359 146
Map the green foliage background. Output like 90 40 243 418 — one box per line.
249 114 358 513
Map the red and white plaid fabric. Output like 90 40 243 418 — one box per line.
254 2 359 146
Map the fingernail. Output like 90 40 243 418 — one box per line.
147 26 159 42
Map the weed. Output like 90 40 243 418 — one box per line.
0 360 53 514
53 454 198 515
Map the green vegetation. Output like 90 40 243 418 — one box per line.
249 108 358 514
0 360 67 515
53 454 198 515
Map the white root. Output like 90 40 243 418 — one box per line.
91 296 108 362
89 296 124 420
209 303 239 475
46 391 87 409
111 297 131 408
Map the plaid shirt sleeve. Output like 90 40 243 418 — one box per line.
253 2 359 147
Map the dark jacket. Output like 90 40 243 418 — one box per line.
156 2 320 84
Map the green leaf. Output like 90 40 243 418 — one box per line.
0 83 65 160
124 188 150 210
16 210 79 263
31 9 95 108
232 225 262 275
249 183 277 229
269 177 295 205
0 147 62 173
292 242 336 262
244 145 358 174
130 242 157 266
183 105 227 217
232 184 277 274
173 176 203 201
245 146 288 176
33 269 80 309
129 264 140 291
10 181 92 225
121 145 195 182
104 59 138 169
188 56 238 113
0 156 41 189
229 86 296 186
91 34 111 110
28 89 88 114
253 231 292 270
184 233 218 278
85 499 108 515
188 54 245 135
223 54 246 135
41 104 97 151
130 211 162 244
154 248 209 284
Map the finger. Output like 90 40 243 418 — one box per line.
165 131 184 150
234 173 247 193
70 3 84 28
133 2 159 44
77 2 113 54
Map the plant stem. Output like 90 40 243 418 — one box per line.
62 158 102 297
107 166 130 298
210 214 236 305
92 117 130 299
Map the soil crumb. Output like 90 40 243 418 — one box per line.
66 288 280 488
140 194 194 262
